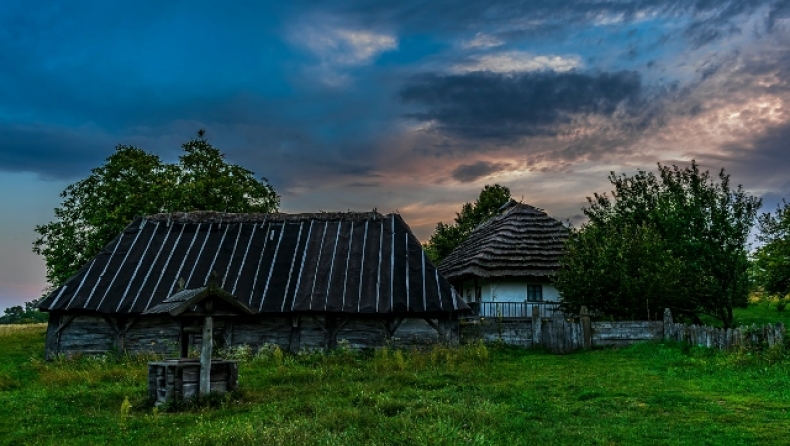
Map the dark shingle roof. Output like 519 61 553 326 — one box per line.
39 211 467 315
143 283 256 316
438 201 568 281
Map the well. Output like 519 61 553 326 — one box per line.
147 359 238 405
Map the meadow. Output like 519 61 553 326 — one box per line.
0 308 788 446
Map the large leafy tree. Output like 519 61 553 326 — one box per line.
556 161 760 328
753 200 790 297
33 133 280 288
556 223 683 321
425 184 511 263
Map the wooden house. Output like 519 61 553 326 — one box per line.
38 211 468 359
438 201 568 318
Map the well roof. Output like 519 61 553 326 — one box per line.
39 211 467 315
438 201 568 282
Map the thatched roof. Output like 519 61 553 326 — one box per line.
438 201 568 282
39 211 467 316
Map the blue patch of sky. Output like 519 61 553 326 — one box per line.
375 34 450 67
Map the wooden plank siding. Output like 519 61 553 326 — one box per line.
46 314 461 358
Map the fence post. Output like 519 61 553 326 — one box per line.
531 305 541 349
580 306 592 350
663 308 673 341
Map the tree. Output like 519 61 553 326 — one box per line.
424 184 511 262
556 161 760 328
753 200 790 297
556 223 683 321
33 132 280 288
0 299 48 324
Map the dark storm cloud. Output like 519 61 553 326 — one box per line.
315 0 790 45
723 121 790 187
3 0 790 185
451 161 510 182
399 70 644 139
0 124 116 179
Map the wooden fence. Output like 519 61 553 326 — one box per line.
663 309 787 350
536 313 585 354
519 308 787 354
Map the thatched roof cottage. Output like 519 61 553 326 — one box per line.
38 211 468 359
439 201 568 318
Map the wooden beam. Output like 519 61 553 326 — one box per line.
54 314 76 335
325 316 337 350
531 305 542 349
179 321 191 358
312 315 329 334
378 317 401 336
45 313 61 361
580 306 592 350
423 318 445 338
47 314 77 360
384 317 405 337
336 317 350 333
222 320 234 348
289 315 302 353
200 315 213 396
100 315 140 354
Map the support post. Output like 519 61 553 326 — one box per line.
580 306 592 350
289 315 302 353
45 312 61 361
663 308 673 341
179 323 190 358
325 315 337 350
531 305 541 349
200 316 213 396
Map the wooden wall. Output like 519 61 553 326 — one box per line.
44 312 458 359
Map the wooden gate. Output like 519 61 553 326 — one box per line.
539 313 583 354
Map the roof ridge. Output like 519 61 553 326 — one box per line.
145 210 389 223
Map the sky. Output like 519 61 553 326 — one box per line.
2 1 790 311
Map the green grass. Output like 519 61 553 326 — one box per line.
732 298 790 327
1 324 789 445
687 296 790 328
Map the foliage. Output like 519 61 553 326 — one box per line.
556 223 683 320
753 200 790 298
33 132 280 288
726 295 790 327
424 184 511 263
3 327 790 445
0 300 48 324
556 161 761 328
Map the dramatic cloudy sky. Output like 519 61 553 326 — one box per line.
2 1 790 310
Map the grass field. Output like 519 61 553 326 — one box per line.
733 297 790 327
1 321 788 446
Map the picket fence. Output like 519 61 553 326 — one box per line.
463 307 787 353
663 309 787 351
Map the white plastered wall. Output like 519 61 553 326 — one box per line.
461 279 560 303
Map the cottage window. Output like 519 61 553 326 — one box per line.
527 285 542 302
